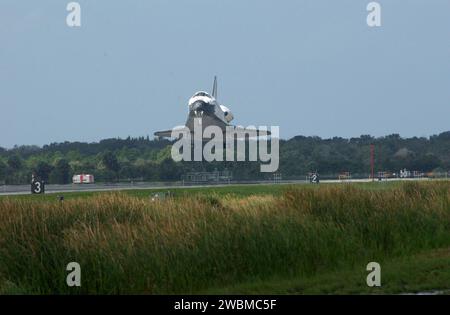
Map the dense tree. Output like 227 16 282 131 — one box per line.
50 159 72 184
34 161 54 182
159 158 182 181
0 160 6 181
102 151 120 173
0 132 448 184
7 155 22 170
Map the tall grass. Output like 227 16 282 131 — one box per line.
0 181 449 294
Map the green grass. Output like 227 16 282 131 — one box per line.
203 248 450 294
0 181 449 294
1 183 289 202
1 180 416 202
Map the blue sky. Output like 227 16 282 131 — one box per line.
1 0 449 148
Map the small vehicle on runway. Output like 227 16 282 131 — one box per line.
72 174 95 184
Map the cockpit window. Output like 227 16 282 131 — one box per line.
193 91 210 97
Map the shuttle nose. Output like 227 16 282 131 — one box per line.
191 100 207 111
190 100 212 117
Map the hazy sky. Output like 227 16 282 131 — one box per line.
1 0 449 148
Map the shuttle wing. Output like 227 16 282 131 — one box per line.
154 129 175 138
225 126 272 139
155 126 272 140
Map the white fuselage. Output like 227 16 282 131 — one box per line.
188 91 233 124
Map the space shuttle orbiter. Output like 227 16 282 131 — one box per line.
154 76 270 140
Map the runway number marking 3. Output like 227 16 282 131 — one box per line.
31 180 45 194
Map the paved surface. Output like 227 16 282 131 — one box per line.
0 180 312 196
0 178 435 196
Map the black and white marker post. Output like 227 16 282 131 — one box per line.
31 174 45 194
309 172 320 184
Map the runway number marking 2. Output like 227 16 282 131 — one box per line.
309 173 319 184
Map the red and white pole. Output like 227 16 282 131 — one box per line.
370 144 375 181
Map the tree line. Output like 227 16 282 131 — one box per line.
0 132 449 185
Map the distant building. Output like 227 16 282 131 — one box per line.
72 174 95 184
182 170 232 184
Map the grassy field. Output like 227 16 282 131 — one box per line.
0 181 449 294
1 180 417 202
1 182 291 201
204 248 450 294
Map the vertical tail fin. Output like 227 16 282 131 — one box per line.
212 76 218 99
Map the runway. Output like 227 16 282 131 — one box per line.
0 178 435 196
